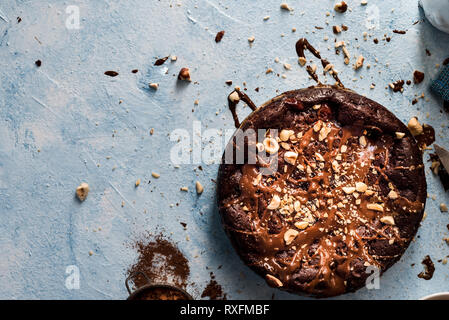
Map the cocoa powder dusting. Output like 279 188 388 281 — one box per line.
127 234 190 289
201 272 227 300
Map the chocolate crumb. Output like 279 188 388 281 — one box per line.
386 37 391 42
131 69 139 73
393 30 406 34
425 49 431 56
418 255 435 280
341 25 348 31
154 56 169 66
373 38 379 44
443 57 449 66
406 80 412 85
215 30 225 43
412 98 418 105
35 60 42 67
413 70 425 84
17 17 22 23
104 71 118 77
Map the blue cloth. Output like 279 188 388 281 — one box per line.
432 64 449 101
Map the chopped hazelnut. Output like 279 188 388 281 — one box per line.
265 274 283 287
367 203 384 212
284 228 299 245
380 216 395 225
76 182 89 202
267 195 281 210
284 151 298 165
195 181 204 194
263 137 279 154
407 117 423 136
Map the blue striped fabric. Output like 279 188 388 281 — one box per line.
431 64 449 101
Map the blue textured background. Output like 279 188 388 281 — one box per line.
0 0 448 300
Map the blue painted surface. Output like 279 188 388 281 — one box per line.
0 0 448 300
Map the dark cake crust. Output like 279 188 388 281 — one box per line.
217 86 426 297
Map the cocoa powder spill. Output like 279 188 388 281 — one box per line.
127 234 190 290
201 272 227 300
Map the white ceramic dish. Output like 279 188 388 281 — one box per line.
420 292 449 300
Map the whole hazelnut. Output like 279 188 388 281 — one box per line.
178 68 191 81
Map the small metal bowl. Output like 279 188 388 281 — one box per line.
125 271 193 300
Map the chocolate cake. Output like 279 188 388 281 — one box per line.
217 86 426 297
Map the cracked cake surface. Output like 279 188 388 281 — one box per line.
217 86 426 297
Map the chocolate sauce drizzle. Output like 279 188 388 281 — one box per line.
296 38 344 88
227 89 257 128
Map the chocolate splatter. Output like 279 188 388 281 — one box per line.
201 272 227 300
104 71 119 77
127 234 190 289
413 70 425 84
154 56 169 66
215 30 225 43
418 255 435 280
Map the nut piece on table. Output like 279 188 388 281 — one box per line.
178 68 191 81
334 1 348 13
195 181 204 195
265 274 283 288
76 183 89 202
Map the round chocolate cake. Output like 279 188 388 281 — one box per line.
217 86 426 297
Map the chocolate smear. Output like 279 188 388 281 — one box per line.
418 255 435 280
104 71 119 77
154 56 169 66
127 233 190 290
215 31 225 43
201 272 227 300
